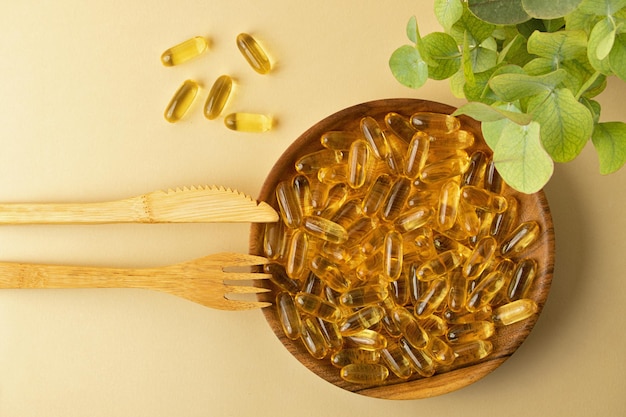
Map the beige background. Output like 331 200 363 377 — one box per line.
0 1 624 416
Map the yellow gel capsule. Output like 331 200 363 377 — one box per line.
265 263 299 294
385 112 418 142
381 341 413 379
446 321 495 344
360 116 390 159
413 250 464 281
466 269 507 312
164 79 199 123
405 131 431 179
347 139 371 189
425 336 455 365
340 363 389 384
276 292 302 340
339 305 386 335
381 177 411 221
443 306 492 324
391 307 429 349
236 33 271 74
294 292 342 322
263 221 286 261
300 316 330 359
508 258 538 301
428 130 475 149
452 340 493 366
491 196 519 241
203 75 233 120
275 180 303 228
285 230 309 280
461 185 508 213
302 215 348 244
462 151 488 186
398 338 436 377
484 160 504 193
447 269 468 313
418 314 448 337
463 236 498 279
321 131 357 150
310 255 351 292
331 348 380 368
437 179 461 231
410 112 461 134
383 230 404 281
394 205 433 233
315 317 343 353
340 284 389 308
345 329 388 351
420 155 471 183
361 174 392 216
224 112 272 132
414 277 450 318
493 298 538 325
295 149 344 175
331 199 363 228
500 221 541 256
292 175 313 216
160 36 208 66
388 274 410 306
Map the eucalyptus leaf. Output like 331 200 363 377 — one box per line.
578 0 626 16
588 17 617 73
591 122 626 174
435 0 464 31
522 0 584 19
462 30 476 86
498 34 532 66
524 57 559 75
609 32 626 81
450 68 467 97
492 120 554 193
543 18 567 32
451 4 497 44
467 0 531 24
565 7 598 31
389 45 429 89
527 88 594 162
489 69 568 101
464 66 499 102
422 32 461 80
406 16 419 43
453 101 532 124
527 30 588 61
580 97 602 123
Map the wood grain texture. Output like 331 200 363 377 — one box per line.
250 98 555 399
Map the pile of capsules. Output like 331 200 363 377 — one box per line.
161 33 273 132
262 110 542 385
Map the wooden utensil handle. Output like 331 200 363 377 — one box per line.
0 261 165 290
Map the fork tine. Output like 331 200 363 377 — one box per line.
223 299 273 311
225 284 272 295
223 271 272 281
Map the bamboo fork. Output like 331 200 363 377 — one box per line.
0 253 272 310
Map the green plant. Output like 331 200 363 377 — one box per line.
389 0 626 193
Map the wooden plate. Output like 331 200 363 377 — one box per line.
249 98 555 399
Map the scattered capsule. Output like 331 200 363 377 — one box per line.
446 321 495 344
484 160 504 194
263 222 286 261
452 340 493 366
285 230 309 280
295 149 344 175
411 112 460 134
340 363 389 384
276 292 302 340
414 277 450 318
360 116 389 159
461 185 508 213
385 112 418 142
321 131 357 150
462 151 488 186
420 156 471 183
236 32 271 74
508 258 538 301
347 139 371 189
466 269 507 312
395 205 433 233
428 130 475 149
447 269 468 313
381 340 413 379
300 316 330 359
391 307 429 349
265 263 299 294
294 292 342 322
463 236 498 279
331 348 380 368
500 221 541 256
361 174 392 216
383 230 404 281
425 336 456 365
404 131 430 179
275 180 303 228
292 175 313 216
492 299 538 325
203 75 233 120
302 215 348 244
310 255 351 292
339 305 386 335
345 329 388 351
224 112 272 132
381 177 411 221
161 36 208 66
164 79 199 123
413 250 464 281
436 179 461 231
340 284 389 308
399 338 436 377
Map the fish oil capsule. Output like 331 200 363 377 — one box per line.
285 230 309 280
263 221 286 260
484 160 504 194
310 255 351 292
448 269 468 313
443 306 492 324
224 113 272 132
321 131 357 150
265 263 300 294
508 258 538 301
300 316 330 359
309 181 330 211
420 155 471 183
463 236 498 279
446 321 495 344
292 175 313 216
339 305 386 335
462 151 488 186
493 298 538 325
404 131 431 179
236 33 271 74
346 217 376 246
461 185 508 213
381 340 413 379
411 227 436 259
395 206 434 233
331 348 380 368
425 336 455 365
383 230 403 281
413 250 464 281
411 112 461 134
340 284 389 308
275 180 303 228
360 226 389 256
203 75 233 120
385 112 418 142
388 274 410 306
391 307 429 349
295 149 344 175
318 183 349 217
161 36 208 66
317 164 349 185
500 221 541 256
381 177 411 221
360 116 390 159
452 340 493 366
407 188 439 208
294 292 342 322
466 269 507 312
361 174 392 216
276 292 302 340
315 317 343 352
428 130 475 149
419 314 448 337
331 199 363 228
164 79 200 123
302 215 348 244
491 196 519 241
398 338 436 377
345 329 388 351
301 272 324 296
385 133 408 175
340 363 389 384
436 179 461 231
347 139 371 189
456 200 481 236
414 277 450 318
